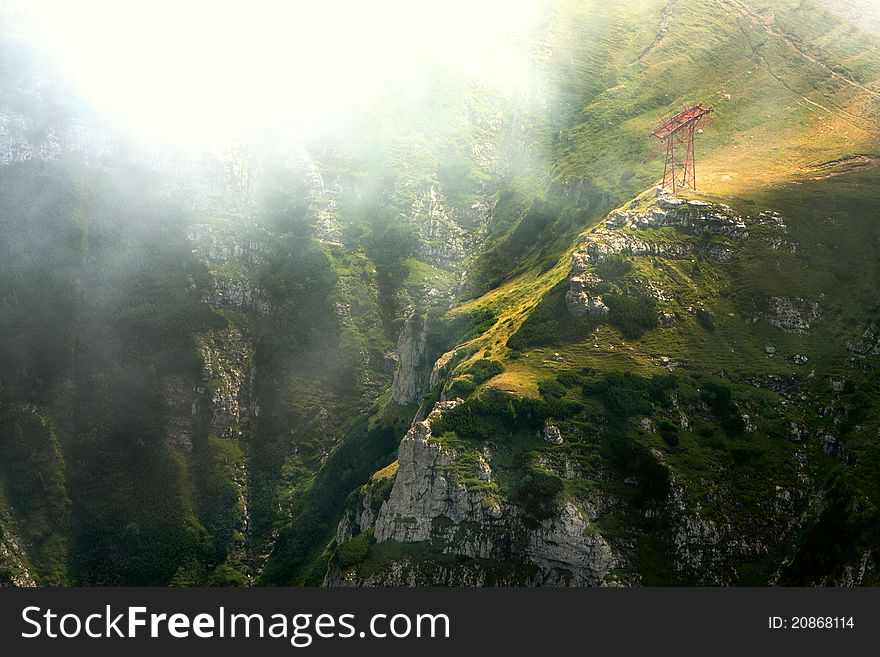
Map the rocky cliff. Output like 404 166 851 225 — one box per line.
0 516 36 587
326 400 624 586
391 314 431 405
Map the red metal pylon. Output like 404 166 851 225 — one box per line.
651 104 713 192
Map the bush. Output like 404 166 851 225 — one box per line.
657 420 680 447
586 372 652 417
648 374 678 404
507 280 599 350
538 379 567 400
723 413 746 435
603 433 670 505
701 381 732 416
430 388 579 441
696 309 715 332
556 370 586 388
511 470 564 523
780 470 880 584
334 532 372 568
447 376 477 399
439 309 496 346
595 254 632 281
467 359 504 384
729 447 756 464
605 293 658 339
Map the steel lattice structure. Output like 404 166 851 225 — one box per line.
651 104 713 192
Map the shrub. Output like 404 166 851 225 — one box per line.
447 376 477 399
701 381 732 416
657 420 680 447
723 413 746 435
729 447 756 464
440 309 496 345
605 293 658 339
595 254 632 281
467 359 504 384
430 388 579 441
511 470 564 523
603 433 670 505
586 372 653 417
507 280 599 350
334 532 372 568
648 374 678 404
696 309 716 331
780 470 880 584
556 370 585 388
538 379 567 400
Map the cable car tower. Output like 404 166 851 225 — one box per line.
651 104 713 192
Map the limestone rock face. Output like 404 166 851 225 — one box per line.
412 187 469 272
186 221 272 315
374 400 485 543
665 459 809 585
391 314 430 405
0 111 100 166
197 329 254 438
755 296 821 335
566 251 609 317
0 521 36 587
565 285 609 318
186 223 269 266
566 196 786 320
332 400 620 586
524 502 616 583
335 477 387 546
541 422 564 444
845 322 880 356
583 229 695 261
208 274 271 315
163 376 194 456
429 348 460 390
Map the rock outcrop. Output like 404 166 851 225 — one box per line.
566 194 793 322
197 329 254 438
186 223 270 266
373 400 497 543
541 422 564 444
752 296 821 335
844 322 880 356
208 274 271 315
566 251 609 317
391 314 430 405
412 187 471 272
0 517 36 587
565 195 753 318
328 400 621 586
0 111 103 166
186 221 272 315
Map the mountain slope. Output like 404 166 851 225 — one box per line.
1 0 879 587
321 0 880 586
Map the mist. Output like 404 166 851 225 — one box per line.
0 0 562 585
8 0 541 150
2 0 879 590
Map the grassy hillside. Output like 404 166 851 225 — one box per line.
326 0 880 585
546 0 880 196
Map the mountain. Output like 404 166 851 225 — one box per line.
819 0 880 35
1 0 879 587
